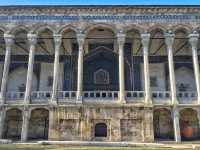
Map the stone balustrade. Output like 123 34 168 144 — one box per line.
83 91 118 101
177 91 197 104
2 90 199 104
151 91 171 99
125 91 145 102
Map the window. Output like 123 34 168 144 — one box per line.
94 69 109 85
150 76 158 87
47 76 53 87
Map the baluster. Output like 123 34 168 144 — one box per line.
69 91 71 98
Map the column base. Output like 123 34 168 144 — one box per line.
118 100 126 104
76 96 83 104
197 99 200 105
76 98 83 104
49 100 57 106
145 97 152 105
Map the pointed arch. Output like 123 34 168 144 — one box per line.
84 23 117 37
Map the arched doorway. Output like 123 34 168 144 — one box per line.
153 108 174 140
95 123 107 137
84 48 119 91
28 108 49 140
179 108 200 140
4 108 22 140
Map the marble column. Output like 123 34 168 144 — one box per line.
164 32 177 105
51 34 62 104
0 34 14 104
24 34 37 104
117 32 126 103
21 109 30 142
0 107 5 138
141 33 151 104
172 107 181 142
189 33 200 104
76 33 85 101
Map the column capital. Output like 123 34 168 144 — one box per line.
53 34 62 46
4 34 14 47
141 33 150 56
189 33 199 48
117 33 126 46
27 33 37 46
141 33 150 47
77 33 85 47
164 33 175 47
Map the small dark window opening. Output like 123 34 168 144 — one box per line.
95 123 107 137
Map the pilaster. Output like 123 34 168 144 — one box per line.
0 106 5 138
172 106 181 142
21 107 30 142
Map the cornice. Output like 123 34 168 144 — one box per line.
0 6 200 15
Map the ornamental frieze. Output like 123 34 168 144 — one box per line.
0 14 199 23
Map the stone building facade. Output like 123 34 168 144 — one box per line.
0 5 200 142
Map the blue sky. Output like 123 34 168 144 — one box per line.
0 0 200 5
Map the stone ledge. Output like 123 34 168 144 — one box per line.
36 141 194 148
0 139 12 144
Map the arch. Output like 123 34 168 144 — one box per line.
124 24 144 34
84 23 117 37
149 28 167 55
9 25 29 35
83 47 119 91
0 26 6 33
58 24 78 35
94 69 110 85
153 108 174 140
33 25 55 35
148 24 167 34
28 108 49 140
4 108 22 140
179 108 200 140
95 123 107 137
172 24 192 35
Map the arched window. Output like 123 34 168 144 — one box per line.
94 69 109 85
95 123 107 137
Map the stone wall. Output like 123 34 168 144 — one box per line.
48 106 154 142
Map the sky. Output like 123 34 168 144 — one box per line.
0 0 200 5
